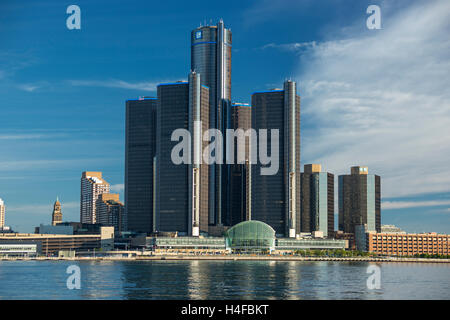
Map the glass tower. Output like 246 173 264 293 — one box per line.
251 81 301 237
125 98 157 234
338 166 381 234
191 19 232 226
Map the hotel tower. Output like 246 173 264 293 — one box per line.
191 19 232 226
251 80 301 237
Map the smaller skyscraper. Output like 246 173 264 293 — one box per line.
227 103 252 226
97 193 125 234
300 164 334 238
0 198 5 228
251 80 301 237
80 171 110 224
338 166 381 234
125 97 157 235
156 72 210 236
51 197 63 226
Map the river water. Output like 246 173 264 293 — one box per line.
0 260 448 299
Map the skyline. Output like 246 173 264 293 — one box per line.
1 0 449 233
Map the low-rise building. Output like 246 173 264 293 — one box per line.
0 226 114 256
366 232 450 256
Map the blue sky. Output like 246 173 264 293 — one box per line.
0 0 449 233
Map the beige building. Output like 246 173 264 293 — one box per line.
367 232 450 256
96 193 124 233
0 198 5 228
80 172 110 224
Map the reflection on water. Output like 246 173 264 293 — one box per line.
0 260 449 299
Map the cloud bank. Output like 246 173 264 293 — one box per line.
295 0 450 198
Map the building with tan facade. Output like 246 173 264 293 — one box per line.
80 171 110 224
301 164 334 238
367 232 450 256
96 193 125 234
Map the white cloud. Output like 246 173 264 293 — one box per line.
18 84 41 92
0 134 51 140
110 183 124 193
260 41 316 52
382 200 450 210
68 79 180 92
295 0 450 198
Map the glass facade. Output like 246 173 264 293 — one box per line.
125 98 157 234
338 170 381 234
251 89 301 237
225 221 276 252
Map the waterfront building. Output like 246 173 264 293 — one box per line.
0 243 38 257
381 224 405 234
0 198 5 228
125 97 157 235
300 164 334 238
96 193 125 234
156 72 210 236
338 166 381 234
37 224 73 235
251 80 301 237
0 227 114 255
191 19 232 226
131 220 347 254
80 171 110 224
366 232 450 256
51 197 62 226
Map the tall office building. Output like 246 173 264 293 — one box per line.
226 103 252 226
51 197 63 226
0 198 5 228
300 164 334 238
251 80 301 237
97 193 125 234
80 171 110 224
125 97 157 234
156 72 210 236
338 166 381 234
191 19 232 226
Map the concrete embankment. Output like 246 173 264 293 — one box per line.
1 255 449 263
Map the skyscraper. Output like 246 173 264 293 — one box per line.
97 193 125 234
125 97 157 234
51 197 63 226
80 171 110 224
191 19 232 226
155 72 210 236
251 80 301 237
227 103 252 226
0 198 5 228
338 166 381 234
301 164 334 237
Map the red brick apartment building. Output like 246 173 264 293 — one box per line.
367 232 450 256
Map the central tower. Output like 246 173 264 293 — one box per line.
191 19 232 226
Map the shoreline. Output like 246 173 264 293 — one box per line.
1 255 449 263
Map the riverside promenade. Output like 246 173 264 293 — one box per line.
1 254 449 263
